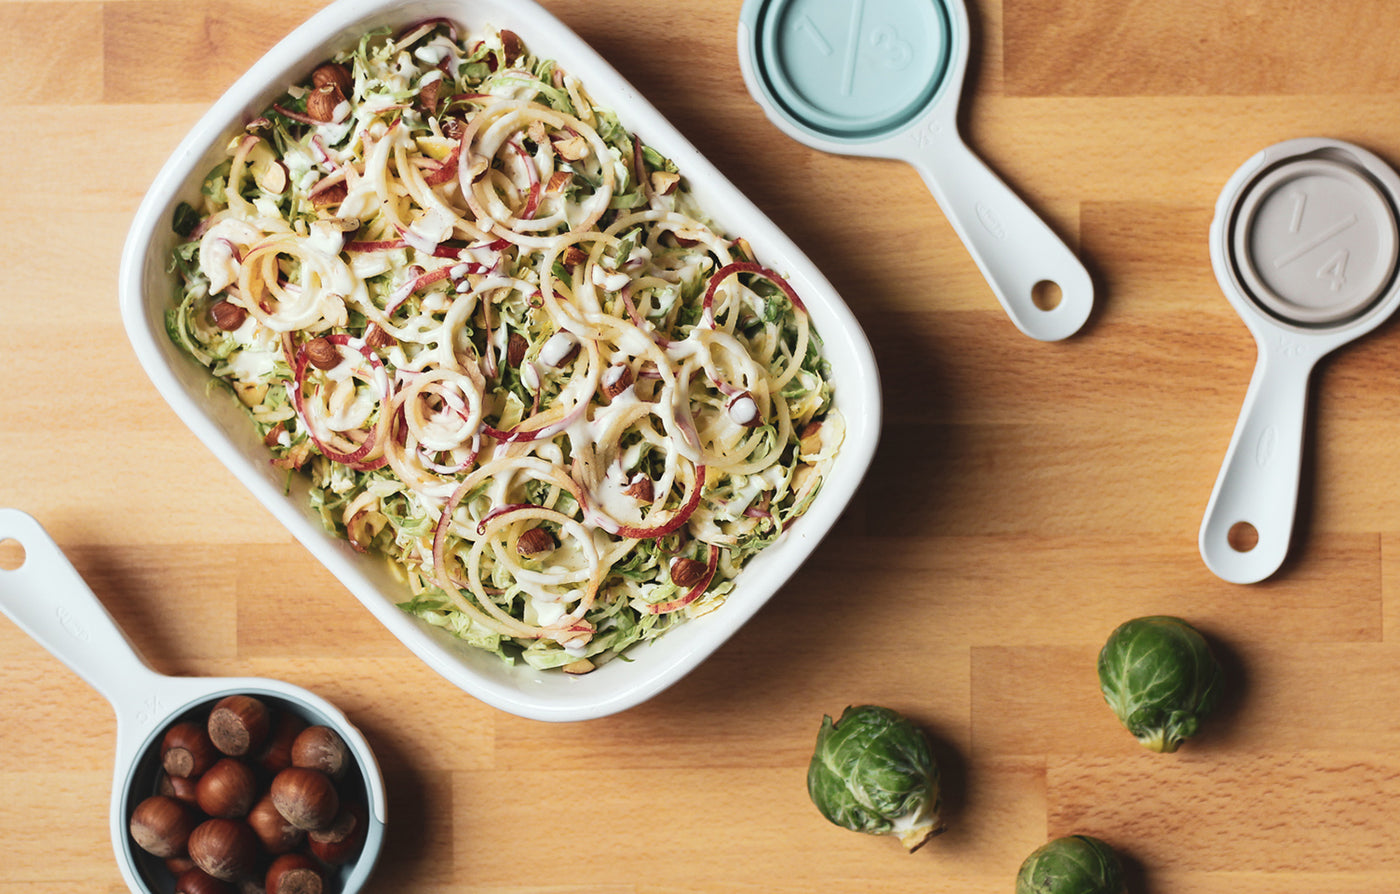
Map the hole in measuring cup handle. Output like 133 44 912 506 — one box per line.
1031 280 1062 311
0 538 24 571
1227 521 1259 553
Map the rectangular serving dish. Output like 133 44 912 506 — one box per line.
118 0 881 721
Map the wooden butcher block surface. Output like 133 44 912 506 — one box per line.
3 0 1400 891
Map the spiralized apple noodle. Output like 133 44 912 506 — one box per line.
166 21 843 671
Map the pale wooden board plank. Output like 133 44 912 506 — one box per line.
1045 751 1400 870
233 543 407 659
1003 0 1400 97
102 0 328 102
0 771 122 885
1385 532 1399 640
0 658 116 772
4 3 104 102
969 95 1400 204
451 766 1031 889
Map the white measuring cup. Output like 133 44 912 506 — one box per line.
1200 139 1400 584
0 508 387 892
737 0 1094 341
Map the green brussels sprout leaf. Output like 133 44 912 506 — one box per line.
1016 834 1126 894
1097 615 1223 753
806 705 944 851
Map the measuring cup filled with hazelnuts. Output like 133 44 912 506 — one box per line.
0 509 386 893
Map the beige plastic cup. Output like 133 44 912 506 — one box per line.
1200 138 1400 583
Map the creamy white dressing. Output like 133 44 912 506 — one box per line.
538 331 578 367
225 346 281 381
590 265 630 292
529 598 567 627
306 220 347 256
198 217 263 294
612 327 658 359
728 395 758 426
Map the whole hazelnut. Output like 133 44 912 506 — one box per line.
365 324 397 349
270 767 340 832
208 695 271 757
303 337 341 372
304 83 346 123
308 802 368 866
310 181 348 208
515 526 555 557
210 301 248 332
290 726 350 781
188 818 259 882
670 556 709 589
247 793 305 855
506 332 528 367
500 29 524 61
310 62 353 97
195 757 258 818
265 852 326 894
175 866 237 894
256 710 309 775
441 115 466 141
130 795 198 859
162 721 220 779
159 771 200 806
166 855 197 876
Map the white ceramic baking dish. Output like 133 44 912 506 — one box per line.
118 0 880 721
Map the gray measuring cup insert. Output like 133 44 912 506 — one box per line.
1200 138 1400 585
737 0 1094 341
0 508 387 893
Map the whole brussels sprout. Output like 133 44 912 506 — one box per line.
1016 835 1126 894
806 705 943 851
1097 615 1223 753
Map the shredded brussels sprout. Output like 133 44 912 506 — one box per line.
166 21 842 672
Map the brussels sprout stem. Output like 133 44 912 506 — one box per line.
898 817 946 852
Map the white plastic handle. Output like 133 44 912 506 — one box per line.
908 127 1094 341
1198 343 1317 583
0 508 165 713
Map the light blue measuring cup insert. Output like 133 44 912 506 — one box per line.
744 0 952 141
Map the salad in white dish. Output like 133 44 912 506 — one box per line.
167 19 843 672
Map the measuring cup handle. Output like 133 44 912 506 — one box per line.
909 129 1094 341
1198 346 1314 584
0 508 163 709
